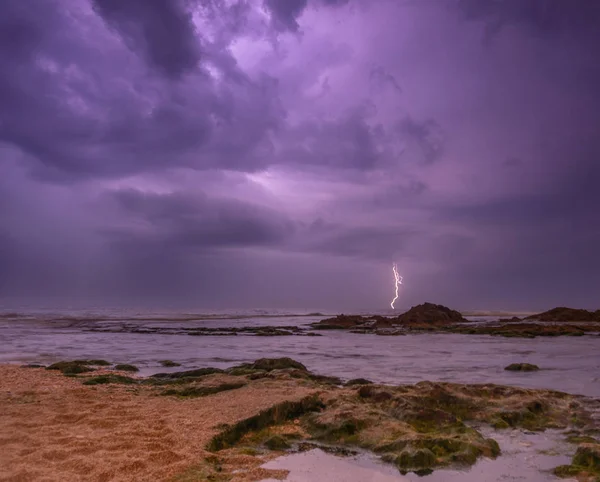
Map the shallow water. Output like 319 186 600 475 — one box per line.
260 428 575 482
1 310 599 397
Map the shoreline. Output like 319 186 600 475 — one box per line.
1 359 599 481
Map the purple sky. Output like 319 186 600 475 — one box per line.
1 0 599 311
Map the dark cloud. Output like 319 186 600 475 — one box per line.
105 189 295 251
370 66 402 94
92 0 200 78
264 0 308 32
280 106 387 169
397 117 444 164
263 0 352 32
301 222 416 261
0 1 284 182
458 0 600 45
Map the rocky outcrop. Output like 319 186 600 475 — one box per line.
554 442 600 480
312 303 467 331
526 307 600 322
206 366 590 475
312 314 391 330
395 302 468 324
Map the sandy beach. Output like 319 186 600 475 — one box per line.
0 364 315 482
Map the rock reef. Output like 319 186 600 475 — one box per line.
312 303 600 338
526 307 600 322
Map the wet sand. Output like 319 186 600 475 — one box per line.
0 365 314 482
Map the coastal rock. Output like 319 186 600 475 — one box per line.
46 361 97 375
395 302 468 325
449 323 595 338
264 435 291 450
554 443 600 480
312 314 372 330
498 317 522 323
159 360 181 367
312 303 467 331
345 378 373 386
526 307 600 322
246 358 308 372
504 363 540 372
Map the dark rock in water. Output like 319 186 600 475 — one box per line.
312 314 368 330
554 443 600 479
504 363 540 372
159 360 181 367
312 303 466 331
21 364 45 368
395 447 436 472
345 378 373 386
526 307 600 322
296 442 358 456
572 443 600 469
449 322 595 338
395 302 467 325
264 435 291 450
46 361 96 375
245 358 307 372
114 364 139 372
498 316 522 323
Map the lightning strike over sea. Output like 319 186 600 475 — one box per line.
391 263 403 309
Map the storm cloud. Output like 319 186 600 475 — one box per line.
0 0 598 310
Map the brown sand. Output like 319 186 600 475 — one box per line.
0 365 316 482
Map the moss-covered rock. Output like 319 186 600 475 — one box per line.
345 378 373 386
83 375 138 385
264 435 291 450
504 363 540 372
162 382 245 398
395 448 436 471
245 358 308 372
159 360 181 367
554 443 600 480
198 360 590 475
46 361 96 375
207 395 325 451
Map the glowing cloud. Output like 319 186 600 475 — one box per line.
391 263 403 309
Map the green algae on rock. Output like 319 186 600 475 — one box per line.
204 364 590 475
83 374 138 385
161 381 246 398
554 443 600 481
46 361 96 375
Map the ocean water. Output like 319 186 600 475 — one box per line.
1 308 599 397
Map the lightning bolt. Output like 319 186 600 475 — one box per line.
390 263 403 309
